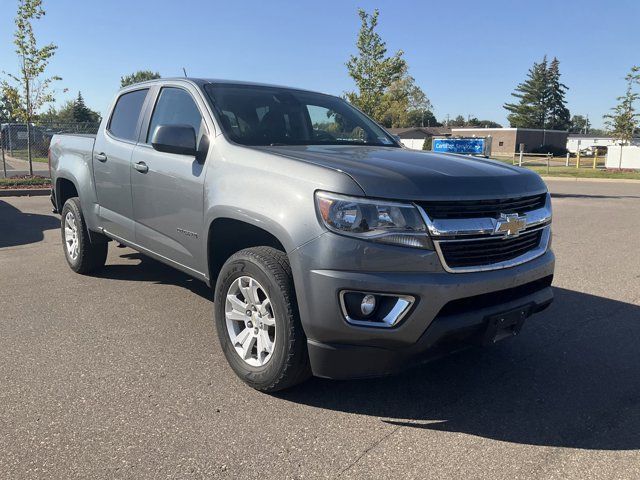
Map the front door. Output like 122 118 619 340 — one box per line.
131 86 209 275
93 88 149 241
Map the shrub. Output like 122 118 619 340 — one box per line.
531 144 568 156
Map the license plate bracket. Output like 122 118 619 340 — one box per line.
481 305 532 345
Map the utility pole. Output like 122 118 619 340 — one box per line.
585 114 590 134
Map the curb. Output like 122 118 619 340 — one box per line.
0 188 51 197
541 176 640 184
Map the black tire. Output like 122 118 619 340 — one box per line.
214 247 311 392
60 197 108 274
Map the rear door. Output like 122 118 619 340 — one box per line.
93 88 150 241
130 85 209 275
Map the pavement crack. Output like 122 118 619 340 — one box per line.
337 424 402 478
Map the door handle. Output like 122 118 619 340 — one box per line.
94 152 107 162
133 161 149 173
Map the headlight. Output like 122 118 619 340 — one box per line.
315 191 433 249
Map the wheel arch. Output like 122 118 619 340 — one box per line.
55 176 79 212
206 216 289 292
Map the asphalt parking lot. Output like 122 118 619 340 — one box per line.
1 180 639 479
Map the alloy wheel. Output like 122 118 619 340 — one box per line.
225 276 276 367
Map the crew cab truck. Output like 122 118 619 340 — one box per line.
49 78 554 392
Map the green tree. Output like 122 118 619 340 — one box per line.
378 65 433 128
546 58 571 130
38 92 101 128
71 92 100 123
504 57 550 128
569 114 590 133
471 119 502 128
504 56 571 130
0 92 19 123
1 0 61 174
120 70 161 88
448 115 467 127
405 78 432 127
405 109 440 127
443 115 501 128
604 66 639 145
345 9 406 121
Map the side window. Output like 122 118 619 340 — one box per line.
108 89 148 141
147 87 204 143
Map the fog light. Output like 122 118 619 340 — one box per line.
340 290 415 328
361 294 377 316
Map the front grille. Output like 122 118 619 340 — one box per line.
439 229 543 268
418 193 547 219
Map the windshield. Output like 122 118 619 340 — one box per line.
204 83 399 147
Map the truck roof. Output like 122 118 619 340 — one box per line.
120 77 331 97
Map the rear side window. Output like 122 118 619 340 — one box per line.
147 87 204 143
108 89 148 141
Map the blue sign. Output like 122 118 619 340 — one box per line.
433 138 486 155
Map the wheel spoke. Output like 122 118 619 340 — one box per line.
240 278 260 305
227 294 248 313
240 333 256 360
256 332 264 358
261 315 275 327
234 327 252 346
259 329 273 353
226 309 246 322
257 299 271 316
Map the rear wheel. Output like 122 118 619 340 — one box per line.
214 247 311 392
61 197 108 274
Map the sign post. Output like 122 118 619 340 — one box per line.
519 144 524 166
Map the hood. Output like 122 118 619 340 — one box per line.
254 145 547 201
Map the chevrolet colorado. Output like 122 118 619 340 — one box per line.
49 79 554 391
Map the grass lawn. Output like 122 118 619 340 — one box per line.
491 158 640 180
0 176 51 188
5 149 48 163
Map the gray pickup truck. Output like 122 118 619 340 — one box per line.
49 78 554 391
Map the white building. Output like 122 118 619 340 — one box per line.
567 134 622 154
387 127 451 150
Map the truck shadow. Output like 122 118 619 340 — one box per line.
96 251 213 300
551 193 640 200
0 199 60 248
278 287 640 451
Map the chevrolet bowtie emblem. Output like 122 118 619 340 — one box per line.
495 213 527 237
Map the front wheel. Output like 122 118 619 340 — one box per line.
60 197 108 274
214 247 311 392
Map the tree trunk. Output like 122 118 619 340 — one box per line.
26 78 33 176
1 142 6 178
26 121 33 176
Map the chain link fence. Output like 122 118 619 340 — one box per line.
1 121 100 178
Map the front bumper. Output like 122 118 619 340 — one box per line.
307 277 552 379
289 232 555 379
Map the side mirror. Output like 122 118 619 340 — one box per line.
151 124 197 156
